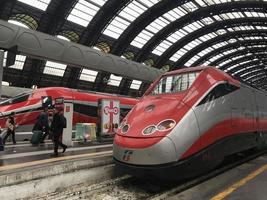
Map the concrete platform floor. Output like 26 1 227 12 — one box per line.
168 154 267 200
0 140 112 166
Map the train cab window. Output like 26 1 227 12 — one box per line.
150 72 199 95
198 83 239 106
0 93 31 106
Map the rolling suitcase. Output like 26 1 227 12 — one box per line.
31 130 43 145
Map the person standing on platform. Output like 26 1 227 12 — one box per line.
50 107 67 156
39 108 50 143
3 112 17 145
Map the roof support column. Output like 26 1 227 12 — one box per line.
0 50 4 98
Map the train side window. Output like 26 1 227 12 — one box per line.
198 83 239 106
0 93 31 106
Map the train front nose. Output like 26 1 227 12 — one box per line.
113 135 177 165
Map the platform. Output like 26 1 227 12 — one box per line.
1 140 112 166
169 153 267 200
0 140 115 200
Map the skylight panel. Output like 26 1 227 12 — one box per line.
169 49 188 62
182 2 198 12
256 26 267 30
167 30 187 43
216 29 227 35
152 40 172 56
195 0 207 7
108 74 122 87
203 61 210 66
164 7 187 21
213 15 223 21
18 0 51 11
67 0 104 27
43 61 67 77
79 68 98 82
219 60 231 66
130 80 142 90
233 66 254 75
201 17 214 25
142 0 160 7
131 30 154 48
185 55 201 66
147 17 169 33
183 21 204 32
209 54 222 62
3 52 26 70
241 69 263 78
103 0 158 39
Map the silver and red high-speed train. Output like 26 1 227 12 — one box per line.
113 66 267 180
0 87 138 132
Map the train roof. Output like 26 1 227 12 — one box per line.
32 87 138 100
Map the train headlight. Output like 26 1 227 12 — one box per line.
157 119 176 131
142 125 157 135
121 124 130 133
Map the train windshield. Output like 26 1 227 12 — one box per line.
150 72 199 95
0 92 32 106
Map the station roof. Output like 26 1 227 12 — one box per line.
1 0 267 95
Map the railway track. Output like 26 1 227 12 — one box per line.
24 149 267 200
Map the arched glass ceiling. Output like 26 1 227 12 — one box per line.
245 72 267 82
18 0 51 11
156 11 267 63
232 65 260 75
67 0 107 27
130 0 246 49
241 68 266 78
183 33 267 67
103 0 160 39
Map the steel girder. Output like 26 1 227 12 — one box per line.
210 46 267 66
111 0 187 55
219 53 267 71
230 64 265 76
178 32 267 67
136 1 267 63
79 0 131 46
242 66 267 80
156 18 267 68
192 33 267 66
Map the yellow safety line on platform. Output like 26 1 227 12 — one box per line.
0 150 112 172
211 163 267 200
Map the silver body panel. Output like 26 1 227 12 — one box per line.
113 136 177 165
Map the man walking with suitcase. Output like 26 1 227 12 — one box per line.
3 112 17 145
51 106 67 156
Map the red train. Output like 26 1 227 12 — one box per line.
0 87 138 133
113 66 267 180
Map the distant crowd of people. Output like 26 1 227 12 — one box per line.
1 106 67 156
